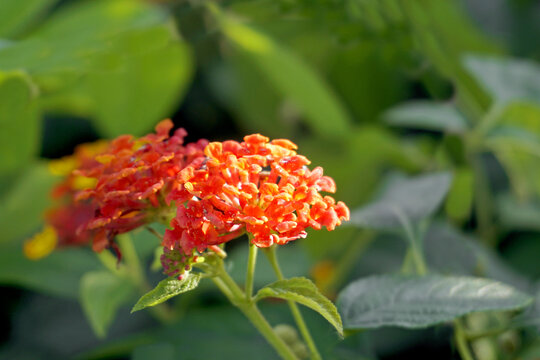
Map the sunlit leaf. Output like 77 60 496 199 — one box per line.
255 277 343 336
132 273 201 312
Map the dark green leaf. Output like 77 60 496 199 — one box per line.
464 55 540 105
132 343 176 360
221 20 351 138
338 274 533 330
383 101 468 132
80 271 136 338
349 172 452 229
131 273 201 312
255 277 343 336
0 71 40 175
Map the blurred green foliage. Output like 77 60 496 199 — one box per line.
1 0 540 359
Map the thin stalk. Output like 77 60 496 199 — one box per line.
214 262 299 360
265 246 322 360
117 234 175 324
245 243 258 299
454 319 476 360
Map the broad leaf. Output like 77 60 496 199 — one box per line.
84 25 194 137
338 274 532 330
80 271 136 338
496 194 540 232
464 55 540 105
0 243 100 298
0 71 40 175
383 101 468 133
132 273 201 312
0 0 60 38
349 172 452 229
221 20 351 138
255 277 343 336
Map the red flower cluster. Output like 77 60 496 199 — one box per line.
27 120 207 258
163 134 350 257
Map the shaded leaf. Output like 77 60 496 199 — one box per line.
338 274 532 330
383 101 468 132
444 167 474 222
80 271 136 338
132 273 201 312
132 343 176 360
349 172 452 229
255 277 343 336
464 55 540 105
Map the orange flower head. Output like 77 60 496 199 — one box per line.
164 134 349 255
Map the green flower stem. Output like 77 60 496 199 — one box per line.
245 243 258 299
454 319 476 360
265 246 322 360
117 234 175 324
213 260 299 360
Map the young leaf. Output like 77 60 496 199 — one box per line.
221 20 351 139
80 271 136 338
131 273 201 313
338 274 533 330
464 55 540 105
383 101 468 133
254 277 343 336
349 172 452 229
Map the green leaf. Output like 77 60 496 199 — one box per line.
85 25 194 137
0 71 40 175
0 0 60 38
255 277 343 336
131 273 201 312
221 20 351 138
0 242 101 298
383 101 468 132
464 55 540 105
349 172 452 229
0 162 58 243
80 270 136 338
338 274 533 330
132 343 176 360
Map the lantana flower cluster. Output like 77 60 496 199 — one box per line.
27 121 349 279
